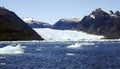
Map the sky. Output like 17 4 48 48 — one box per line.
0 0 120 24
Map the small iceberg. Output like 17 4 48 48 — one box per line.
66 53 75 56
67 43 95 49
0 44 26 54
67 43 82 49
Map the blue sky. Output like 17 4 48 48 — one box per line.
0 0 120 24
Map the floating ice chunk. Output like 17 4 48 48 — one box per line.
67 43 82 49
0 63 6 65
0 44 26 54
67 43 95 49
36 48 42 51
0 57 5 59
66 53 75 56
95 46 99 48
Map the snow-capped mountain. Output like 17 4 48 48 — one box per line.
76 8 120 39
59 18 81 23
53 18 81 30
23 17 52 28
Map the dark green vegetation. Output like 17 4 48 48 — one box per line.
0 7 44 41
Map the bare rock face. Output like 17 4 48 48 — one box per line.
77 8 113 34
0 7 44 41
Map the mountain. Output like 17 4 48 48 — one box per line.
23 18 52 28
76 8 120 39
0 7 44 41
53 18 81 30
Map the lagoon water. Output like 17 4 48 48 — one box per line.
0 40 120 69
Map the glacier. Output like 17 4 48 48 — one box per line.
34 28 104 41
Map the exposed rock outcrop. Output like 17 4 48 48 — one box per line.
0 7 44 41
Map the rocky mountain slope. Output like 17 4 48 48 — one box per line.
76 8 120 39
0 7 44 41
53 18 80 30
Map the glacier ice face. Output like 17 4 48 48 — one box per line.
34 28 104 41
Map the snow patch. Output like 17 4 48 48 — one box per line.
0 44 26 54
106 11 117 17
90 15 95 19
22 17 40 24
60 18 81 23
